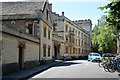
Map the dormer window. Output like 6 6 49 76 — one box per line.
26 23 33 35
28 24 33 35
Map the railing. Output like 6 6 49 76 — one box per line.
52 34 64 42
69 30 75 35
66 40 75 46
69 41 75 46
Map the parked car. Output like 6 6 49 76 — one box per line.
63 53 72 61
114 54 120 60
102 53 116 61
88 52 102 62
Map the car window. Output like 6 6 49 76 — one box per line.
93 54 100 56
115 55 120 60
89 54 92 56
102 53 115 57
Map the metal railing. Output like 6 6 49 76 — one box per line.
69 30 75 35
52 34 64 42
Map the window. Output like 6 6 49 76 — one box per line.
73 48 75 54
69 27 71 31
43 27 46 37
82 49 84 54
76 39 77 45
78 31 80 37
76 30 77 36
53 26 57 31
43 44 46 57
70 48 71 54
46 10 49 20
48 30 51 39
65 24 68 32
28 24 33 35
79 48 80 54
81 33 83 39
73 28 74 33
79 39 80 46
66 35 68 42
82 40 83 46
76 48 77 54
48 45 51 57
66 47 68 53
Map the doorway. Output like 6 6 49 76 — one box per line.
18 45 24 70
54 46 57 59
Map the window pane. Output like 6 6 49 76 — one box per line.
43 27 46 37
48 45 51 57
43 44 46 57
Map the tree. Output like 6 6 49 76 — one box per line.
98 1 120 31
92 15 117 53
98 0 120 53
92 25 100 52
97 24 117 53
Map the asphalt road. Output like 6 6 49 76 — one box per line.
30 60 119 79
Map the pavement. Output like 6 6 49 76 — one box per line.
2 60 62 80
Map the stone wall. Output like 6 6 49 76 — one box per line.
2 32 40 75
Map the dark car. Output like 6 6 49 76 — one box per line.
102 53 115 61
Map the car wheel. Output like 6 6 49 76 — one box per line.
91 60 94 62
98 62 103 68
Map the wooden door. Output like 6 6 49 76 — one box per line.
19 45 24 69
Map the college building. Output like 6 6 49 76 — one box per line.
1 1 53 75
0 1 92 75
52 12 92 59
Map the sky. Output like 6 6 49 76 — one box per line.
0 0 110 28
49 0 110 28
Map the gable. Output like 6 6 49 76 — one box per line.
42 2 53 27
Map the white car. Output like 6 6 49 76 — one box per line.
88 52 102 62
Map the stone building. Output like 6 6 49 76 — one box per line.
74 19 92 50
1 1 53 75
52 12 91 59
0 0 92 75
74 19 92 37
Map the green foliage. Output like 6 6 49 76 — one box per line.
97 24 117 52
92 1 119 53
98 1 120 31
92 20 117 53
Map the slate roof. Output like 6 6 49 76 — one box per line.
2 2 45 15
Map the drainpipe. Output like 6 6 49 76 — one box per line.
36 20 41 64
38 37 41 63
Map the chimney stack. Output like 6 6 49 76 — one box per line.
62 11 64 16
97 20 100 26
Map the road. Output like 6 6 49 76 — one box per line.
30 60 119 79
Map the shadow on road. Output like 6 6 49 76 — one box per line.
54 61 82 67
